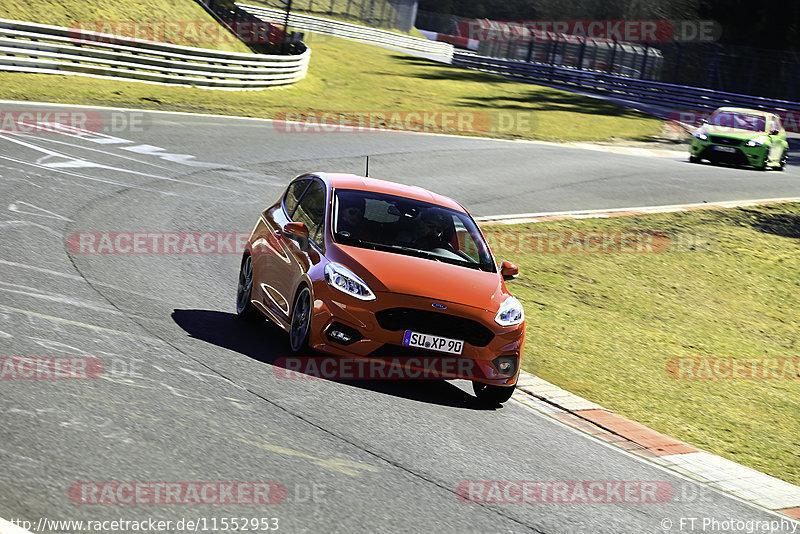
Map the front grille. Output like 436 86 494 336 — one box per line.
709 136 743 146
375 307 494 347
699 147 748 165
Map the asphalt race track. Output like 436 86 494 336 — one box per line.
1 103 798 533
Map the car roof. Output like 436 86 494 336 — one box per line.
714 107 774 118
316 173 467 213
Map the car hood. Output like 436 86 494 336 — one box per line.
329 244 508 311
704 125 765 139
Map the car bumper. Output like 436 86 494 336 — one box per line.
307 285 525 386
690 139 767 166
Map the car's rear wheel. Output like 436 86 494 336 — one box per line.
289 286 312 355
236 254 262 322
473 380 516 405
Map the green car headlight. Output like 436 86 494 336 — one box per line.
745 136 769 147
693 131 708 141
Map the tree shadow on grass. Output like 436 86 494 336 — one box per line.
751 213 800 239
383 56 653 118
171 309 500 410
459 92 652 118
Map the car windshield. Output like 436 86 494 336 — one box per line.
332 189 496 272
708 111 766 132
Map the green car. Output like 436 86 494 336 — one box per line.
689 107 789 171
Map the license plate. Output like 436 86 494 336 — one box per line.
713 145 736 153
402 331 464 355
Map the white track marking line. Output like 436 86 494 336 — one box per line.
5 132 175 170
0 281 124 315
0 518 34 534
0 134 240 193
475 197 800 223
0 153 178 196
0 259 168 301
8 200 72 221
0 303 157 340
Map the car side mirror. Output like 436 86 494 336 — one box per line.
500 260 519 281
770 128 779 135
283 222 310 251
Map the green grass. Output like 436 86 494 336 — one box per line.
0 0 252 52
0 35 662 142
483 203 800 485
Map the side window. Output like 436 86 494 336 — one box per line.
772 115 783 133
293 181 326 242
284 179 309 216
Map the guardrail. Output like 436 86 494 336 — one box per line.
0 18 310 89
453 52 800 117
238 4 454 61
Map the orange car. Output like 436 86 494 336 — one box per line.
236 173 525 404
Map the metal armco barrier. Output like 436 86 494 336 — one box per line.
452 52 800 116
0 18 310 89
238 4 454 61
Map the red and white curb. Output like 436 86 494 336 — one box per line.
512 371 800 520
475 197 800 225
496 196 800 520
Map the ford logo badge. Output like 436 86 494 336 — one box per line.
432 303 447 310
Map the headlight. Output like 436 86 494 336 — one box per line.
745 136 768 147
495 296 524 327
324 262 376 301
693 131 708 141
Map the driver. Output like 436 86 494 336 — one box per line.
414 210 450 250
336 196 375 242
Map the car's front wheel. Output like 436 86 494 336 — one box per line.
236 254 262 322
473 380 516 405
689 155 701 164
289 286 312 355
778 149 788 171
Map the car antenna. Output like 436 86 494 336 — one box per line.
365 155 370 177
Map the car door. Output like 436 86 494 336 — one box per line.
262 178 327 322
252 178 311 322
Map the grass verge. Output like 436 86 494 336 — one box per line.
0 0 252 53
0 35 663 141
482 203 800 485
